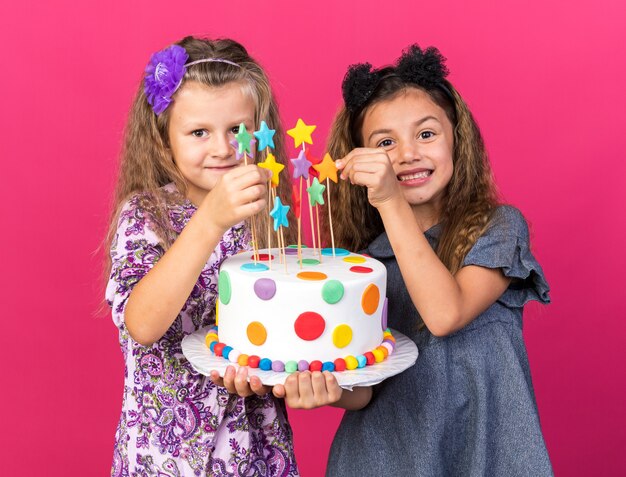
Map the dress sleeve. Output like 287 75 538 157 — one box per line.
462 205 550 308
105 196 166 328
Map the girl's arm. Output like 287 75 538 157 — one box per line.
338 149 510 337
377 197 509 336
125 165 270 346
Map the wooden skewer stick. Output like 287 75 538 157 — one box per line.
327 177 336 258
280 225 287 274
244 152 259 264
306 176 316 254
315 202 322 264
298 176 303 269
267 183 272 270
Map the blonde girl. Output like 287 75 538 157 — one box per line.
105 36 298 477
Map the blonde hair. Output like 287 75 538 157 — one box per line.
104 36 294 281
326 77 499 274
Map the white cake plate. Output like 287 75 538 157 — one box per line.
182 327 418 391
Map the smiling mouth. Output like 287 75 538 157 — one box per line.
205 164 238 170
398 170 432 181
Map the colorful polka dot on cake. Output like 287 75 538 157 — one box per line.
241 262 269 272
294 312 326 340
299 258 320 265
343 256 366 264
381 297 389 330
332 324 353 348
297 271 328 281
253 278 276 300
247 321 268 345
362 284 380 315
218 271 231 304
322 280 344 304
350 265 373 274
321 247 350 256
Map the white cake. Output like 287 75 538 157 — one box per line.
205 247 395 373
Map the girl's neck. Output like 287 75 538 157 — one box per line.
411 203 441 233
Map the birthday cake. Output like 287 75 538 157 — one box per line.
205 246 395 373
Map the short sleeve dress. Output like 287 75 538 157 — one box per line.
106 186 299 477
326 205 552 477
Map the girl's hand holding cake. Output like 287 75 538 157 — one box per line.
273 373 372 411
210 366 271 397
272 371 343 409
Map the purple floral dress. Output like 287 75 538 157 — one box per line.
106 186 299 477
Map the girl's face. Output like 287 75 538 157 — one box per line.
168 81 256 205
361 87 454 215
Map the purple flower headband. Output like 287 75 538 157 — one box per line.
144 44 242 115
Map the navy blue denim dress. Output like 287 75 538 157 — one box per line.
326 206 553 476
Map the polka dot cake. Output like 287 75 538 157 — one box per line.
207 247 393 372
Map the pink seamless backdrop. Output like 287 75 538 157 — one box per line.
1 1 625 475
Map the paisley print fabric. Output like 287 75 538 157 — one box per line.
106 185 299 476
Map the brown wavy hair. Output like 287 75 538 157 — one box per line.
326 73 499 274
104 36 295 281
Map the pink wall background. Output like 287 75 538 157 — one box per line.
1 0 625 475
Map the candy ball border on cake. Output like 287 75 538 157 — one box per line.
205 325 396 373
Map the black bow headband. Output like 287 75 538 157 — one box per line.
342 45 451 113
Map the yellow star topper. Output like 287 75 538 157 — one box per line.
287 118 316 148
313 153 338 183
257 153 285 186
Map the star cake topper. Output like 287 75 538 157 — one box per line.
287 118 316 148
269 197 290 231
234 123 254 155
253 120 276 150
307 177 326 206
313 153 338 183
258 153 285 186
290 149 312 180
